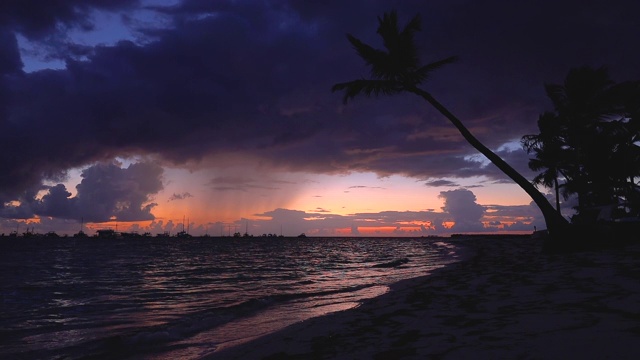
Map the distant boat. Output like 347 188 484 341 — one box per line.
175 231 192 239
176 216 192 238
74 218 88 238
96 229 120 239
23 227 38 238
73 231 88 238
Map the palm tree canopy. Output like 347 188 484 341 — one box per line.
525 66 640 217
544 66 616 121
331 10 457 104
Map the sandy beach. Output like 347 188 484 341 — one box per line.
208 236 640 359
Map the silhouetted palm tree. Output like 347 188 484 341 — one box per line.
539 66 640 220
332 11 569 239
542 67 614 213
522 112 569 213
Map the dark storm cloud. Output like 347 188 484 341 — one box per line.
0 28 22 74
72 161 163 222
1 0 639 218
0 0 137 40
10 161 164 223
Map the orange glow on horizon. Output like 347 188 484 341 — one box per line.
1 166 541 237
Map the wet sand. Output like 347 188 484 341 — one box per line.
207 236 640 359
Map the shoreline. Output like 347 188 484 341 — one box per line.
208 236 639 359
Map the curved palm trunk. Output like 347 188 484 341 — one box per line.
410 87 570 238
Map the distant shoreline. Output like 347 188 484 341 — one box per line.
0 233 534 240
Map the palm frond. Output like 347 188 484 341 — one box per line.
401 14 422 35
331 79 403 104
396 14 421 65
377 11 418 49
544 83 567 111
333 10 457 101
346 34 386 71
376 11 422 77
412 56 458 84
521 134 541 153
376 11 399 49
418 56 458 72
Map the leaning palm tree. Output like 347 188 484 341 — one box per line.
332 11 569 241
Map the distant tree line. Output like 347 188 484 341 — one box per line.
522 66 640 223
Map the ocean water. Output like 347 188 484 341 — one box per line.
0 236 461 359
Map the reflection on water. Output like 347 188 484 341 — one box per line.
0 236 459 359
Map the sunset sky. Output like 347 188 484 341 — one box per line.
1 0 639 236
